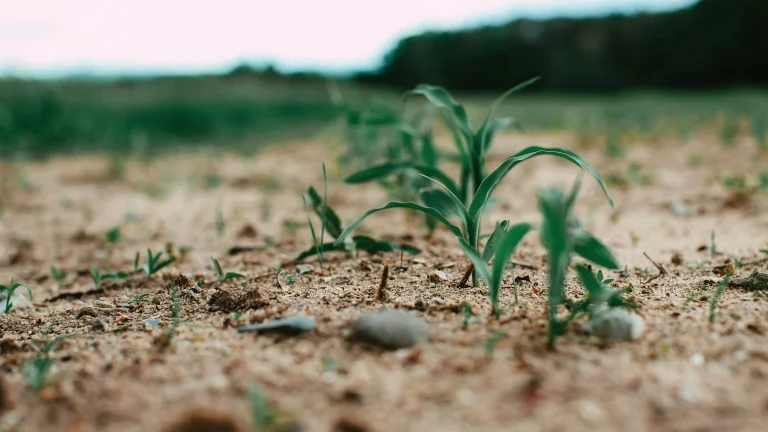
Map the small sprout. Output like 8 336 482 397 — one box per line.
211 257 245 283
135 249 176 279
50 266 68 283
158 283 182 349
247 385 278 432
105 226 121 243
484 331 508 357
0 278 33 314
129 294 151 305
710 230 718 257
89 266 128 290
709 273 733 324
23 333 77 392
215 205 225 238
461 303 476 329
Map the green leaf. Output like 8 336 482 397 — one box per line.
344 162 460 199
491 223 533 285
334 201 463 246
481 220 509 262
224 272 245 280
475 77 539 154
211 257 224 278
469 146 614 222
420 133 438 167
417 174 471 231
406 85 473 145
575 264 603 296
457 237 494 290
307 186 342 239
573 230 620 270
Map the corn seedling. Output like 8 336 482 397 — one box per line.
247 385 278 432
0 278 33 314
134 249 176 279
709 273 733 324
211 257 245 282
23 333 77 391
129 293 150 305
457 221 532 317
537 175 621 349
294 179 420 263
461 303 477 329
50 266 68 283
89 266 128 290
573 266 637 318
105 226 121 243
337 80 613 287
159 282 182 348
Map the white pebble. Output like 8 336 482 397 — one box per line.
584 308 645 340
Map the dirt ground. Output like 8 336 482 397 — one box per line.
1 130 767 432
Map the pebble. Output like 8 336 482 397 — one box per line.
237 315 316 336
583 308 645 340
93 300 114 310
350 309 429 349
427 270 449 283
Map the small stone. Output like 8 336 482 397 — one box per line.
427 270 448 283
583 308 644 340
90 320 108 332
669 200 690 217
350 309 429 349
690 352 705 367
76 307 98 319
237 315 316 336
144 319 161 328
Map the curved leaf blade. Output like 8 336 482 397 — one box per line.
573 230 620 269
491 222 533 282
476 77 540 154
334 201 463 246
344 162 460 198
406 85 473 141
469 146 614 221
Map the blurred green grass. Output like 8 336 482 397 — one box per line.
2 75 767 161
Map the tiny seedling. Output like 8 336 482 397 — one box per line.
159 282 182 348
129 294 151 305
135 249 176 279
50 266 68 283
211 257 245 283
89 266 128 290
105 226 121 243
23 333 77 391
215 204 225 238
0 278 33 314
247 385 278 432
710 230 718 257
709 273 733 324
484 331 508 357
461 303 477 329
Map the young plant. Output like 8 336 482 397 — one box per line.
105 226 121 243
158 282 182 348
23 333 77 391
300 163 330 270
247 385 278 432
537 175 621 349
293 181 420 263
129 293 151 305
215 204 225 238
709 273 733 324
90 266 128 290
50 266 68 283
337 81 613 286
574 266 637 319
457 222 533 317
0 278 33 314
211 257 245 283
135 249 176 279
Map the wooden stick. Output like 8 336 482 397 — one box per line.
377 264 390 302
643 251 668 275
459 264 474 288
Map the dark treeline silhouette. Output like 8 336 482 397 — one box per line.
359 0 768 92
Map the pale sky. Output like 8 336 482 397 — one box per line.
0 0 696 78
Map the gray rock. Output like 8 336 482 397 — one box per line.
350 309 429 349
583 308 645 340
237 315 316 336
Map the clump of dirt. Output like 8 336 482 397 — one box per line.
208 287 269 313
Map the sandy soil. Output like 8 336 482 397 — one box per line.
1 130 767 432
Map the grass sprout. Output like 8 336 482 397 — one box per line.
135 249 176 279
211 257 245 282
0 278 33 314
89 266 128 290
23 333 77 391
50 266 68 283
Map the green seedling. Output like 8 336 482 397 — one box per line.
159 282 182 348
105 226 121 243
211 257 245 282
134 249 176 279
710 230 718 257
129 294 150 305
573 266 637 319
23 333 77 391
537 175 621 349
50 266 68 283
337 81 612 286
0 278 33 314
301 163 329 270
457 222 533 317
484 331 508 357
89 266 128 290
247 385 278 432
293 180 420 263
215 204 225 238
462 303 476 329
709 273 733 324
761 244 768 255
